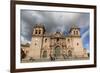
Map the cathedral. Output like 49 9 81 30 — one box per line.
21 24 88 62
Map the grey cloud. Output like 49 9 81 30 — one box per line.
20 10 89 42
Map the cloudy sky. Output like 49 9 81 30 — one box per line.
20 9 90 52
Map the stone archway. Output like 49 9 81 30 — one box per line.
42 50 47 58
67 50 72 57
53 46 61 59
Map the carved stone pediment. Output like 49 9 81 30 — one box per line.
54 32 62 37
51 32 65 38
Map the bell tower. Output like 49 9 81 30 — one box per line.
29 24 45 59
69 24 85 57
70 24 80 37
33 24 45 36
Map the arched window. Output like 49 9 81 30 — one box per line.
74 31 76 35
39 30 41 34
57 38 59 42
76 31 78 35
68 50 72 57
35 43 37 46
77 43 79 46
68 39 70 42
45 39 47 43
35 30 38 34
43 51 47 58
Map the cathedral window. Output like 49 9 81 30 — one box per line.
35 30 38 34
76 31 78 35
68 39 70 42
57 38 59 42
35 43 37 46
77 43 79 46
74 31 76 35
45 39 47 42
39 30 41 34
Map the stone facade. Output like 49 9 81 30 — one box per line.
21 24 88 61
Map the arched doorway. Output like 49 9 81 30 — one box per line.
68 50 72 57
54 46 61 59
42 51 47 58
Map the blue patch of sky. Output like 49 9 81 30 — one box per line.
80 27 90 51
